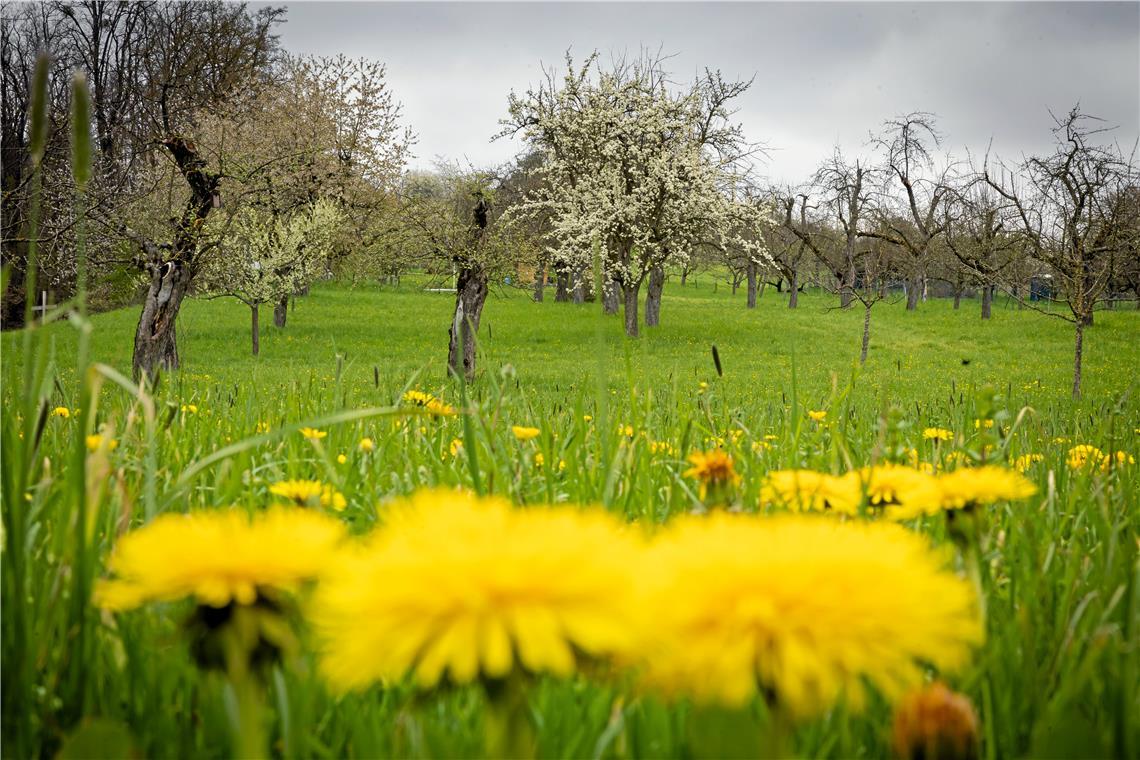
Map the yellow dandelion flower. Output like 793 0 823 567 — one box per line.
94 507 345 611
269 479 347 511
618 424 634 438
51 406 71 418
764 434 779 441
336 454 347 465
923 428 953 442
760 470 861 514
313 490 641 691
1100 450 1135 472
847 464 941 520
358 437 375 452
892 682 980 760
1066 444 1103 469
973 419 993 430
1051 436 1071 444
635 513 982 716
425 399 457 417
85 434 118 452
181 404 198 415
933 466 1037 512
300 427 327 441
682 449 740 500
1012 453 1044 473
448 437 464 457
533 451 545 468
402 390 435 407
255 421 271 434
512 425 541 441
582 414 593 423
808 410 827 422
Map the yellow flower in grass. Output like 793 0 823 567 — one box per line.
358 437 375 453
807 410 827 422
1100 450 1135 471
973 419 993 430
512 425 540 441
269 479 347 511
635 514 982 716
933 467 1036 512
923 427 953 442
848 464 941 519
1066 444 1103 469
85 434 118 452
300 427 327 441
1013 453 1044 473
313 490 640 691
448 437 464 457
51 406 71 418
336 454 347 465
94 507 345 611
425 399 457 417
683 449 740 501
402 389 435 407
255 420 271 434
181 404 198 415
760 470 861 514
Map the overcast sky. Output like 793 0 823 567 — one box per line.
263 1 1140 183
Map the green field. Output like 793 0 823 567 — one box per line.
3 277 1139 759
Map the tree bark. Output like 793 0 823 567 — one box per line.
554 271 570 302
905 275 921 311
274 295 288 328
250 303 260 356
132 260 192 380
623 280 640 337
533 264 545 302
602 277 621 315
680 269 688 286
746 261 758 309
953 290 962 310
981 285 993 320
131 136 220 379
860 302 872 364
787 271 799 309
447 266 489 382
1072 319 1084 400
572 267 586 304
645 265 665 326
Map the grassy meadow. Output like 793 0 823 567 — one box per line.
3 275 1139 759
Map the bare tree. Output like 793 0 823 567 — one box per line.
814 147 876 308
864 112 955 310
984 107 1137 398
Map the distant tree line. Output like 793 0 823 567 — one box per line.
3 5 1137 396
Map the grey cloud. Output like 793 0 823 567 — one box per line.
262 1 1139 182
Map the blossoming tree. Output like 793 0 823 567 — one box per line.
199 200 342 355
502 53 769 336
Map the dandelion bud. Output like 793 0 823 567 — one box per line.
892 682 980 760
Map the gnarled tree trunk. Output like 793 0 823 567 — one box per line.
274 295 288 327
602 276 621 315
131 136 220 380
533 264 545 302
787 271 799 309
572 267 586 304
1072 319 1084 399
905 275 921 311
981 285 993 320
554 271 570 302
447 266 489 382
623 280 640 337
133 260 193 378
645 265 665 326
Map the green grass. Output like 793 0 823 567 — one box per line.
3 275 1139 759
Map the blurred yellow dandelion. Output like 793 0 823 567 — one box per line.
635 513 982 715
94 507 345 611
313 490 641 690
